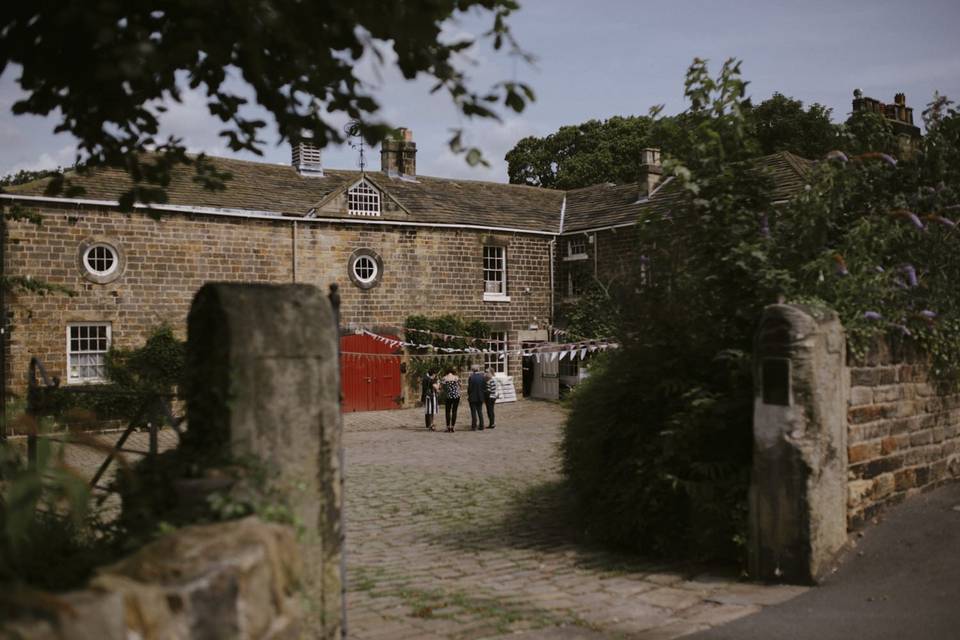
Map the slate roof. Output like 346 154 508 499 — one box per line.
5 156 566 234
5 151 813 236
562 151 814 233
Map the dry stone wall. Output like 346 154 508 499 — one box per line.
846 343 960 528
0 517 301 640
4 203 553 398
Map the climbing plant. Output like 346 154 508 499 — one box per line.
403 314 490 382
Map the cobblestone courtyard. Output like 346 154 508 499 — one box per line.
342 401 806 639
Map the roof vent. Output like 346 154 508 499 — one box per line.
292 141 324 177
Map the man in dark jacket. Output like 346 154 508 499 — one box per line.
467 364 486 430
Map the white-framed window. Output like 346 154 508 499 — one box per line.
559 356 580 378
483 246 509 301
83 244 119 277
346 179 381 216
352 255 378 284
66 323 111 384
563 236 588 262
485 331 507 374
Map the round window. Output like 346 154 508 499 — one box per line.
347 249 383 289
352 255 378 283
77 239 125 284
83 244 118 276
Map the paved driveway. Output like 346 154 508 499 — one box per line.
687 482 960 640
342 401 806 639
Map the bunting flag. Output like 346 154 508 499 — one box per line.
347 328 620 360
349 324 488 344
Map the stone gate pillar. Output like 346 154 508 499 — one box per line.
749 303 847 584
185 283 343 638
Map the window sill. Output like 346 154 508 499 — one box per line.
562 253 588 262
483 293 512 303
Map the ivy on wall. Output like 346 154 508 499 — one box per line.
403 314 490 382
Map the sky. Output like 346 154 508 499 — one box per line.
1 0 959 182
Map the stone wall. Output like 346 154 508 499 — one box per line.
555 226 640 306
1 517 302 640
846 343 960 528
4 203 553 397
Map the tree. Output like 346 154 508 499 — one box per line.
506 116 653 189
506 89 842 190
0 1 534 205
745 92 837 158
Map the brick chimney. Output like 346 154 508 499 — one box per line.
851 89 921 158
292 140 324 177
638 148 662 197
380 128 417 177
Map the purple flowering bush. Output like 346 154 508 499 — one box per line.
562 60 960 565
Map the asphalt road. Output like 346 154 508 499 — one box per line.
688 482 960 640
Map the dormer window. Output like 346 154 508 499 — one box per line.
347 179 381 216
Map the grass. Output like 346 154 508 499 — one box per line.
348 565 592 636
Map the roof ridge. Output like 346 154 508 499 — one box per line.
563 181 620 195
758 150 814 179
776 150 814 176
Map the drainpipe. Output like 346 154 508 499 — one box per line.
593 232 598 279
292 220 298 283
548 239 555 331
0 209 5 440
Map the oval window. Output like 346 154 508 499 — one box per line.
352 255 378 284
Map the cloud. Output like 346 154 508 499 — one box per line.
1 144 77 176
425 116 537 182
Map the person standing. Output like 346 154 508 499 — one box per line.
483 369 499 429
441 368 461 432
421 368 440 431
467 364 486 430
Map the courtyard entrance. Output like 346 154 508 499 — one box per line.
340 333 402 412
343 402 806 638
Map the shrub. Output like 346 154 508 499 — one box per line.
561 60 960 565
27 324 184 428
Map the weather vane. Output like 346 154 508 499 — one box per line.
345 120 365 172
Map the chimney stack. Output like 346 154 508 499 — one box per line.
851 89 921 157
638 148 662 197
292 140 324 177
381 128 417 178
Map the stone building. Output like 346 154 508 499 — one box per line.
0 127 820 411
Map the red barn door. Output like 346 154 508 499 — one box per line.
340 334 402 412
